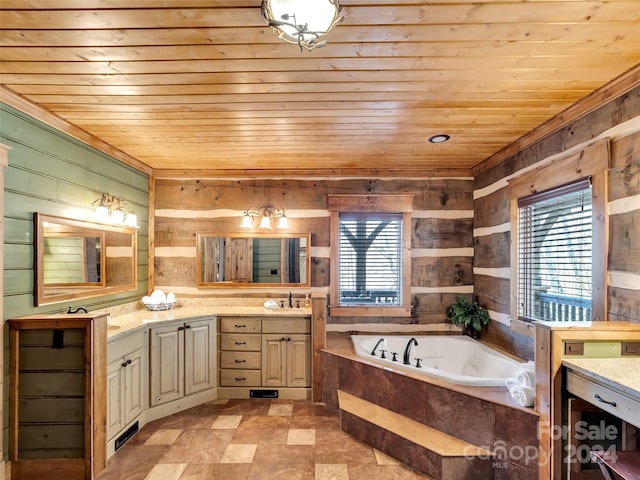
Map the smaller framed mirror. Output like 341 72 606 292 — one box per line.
35 213 138 306
196 232 311 287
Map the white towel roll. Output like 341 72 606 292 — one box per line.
516 370 535 387
509 385 535 407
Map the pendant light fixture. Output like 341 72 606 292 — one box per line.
261 0 343 52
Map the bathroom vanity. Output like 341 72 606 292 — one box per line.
535 321 640 480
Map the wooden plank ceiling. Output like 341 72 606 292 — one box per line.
1 1 639 176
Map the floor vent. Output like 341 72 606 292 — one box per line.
250 389 278 398
115 421 139 451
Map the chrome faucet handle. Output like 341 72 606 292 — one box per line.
379 349 387 359
391 352 398 362
415 358 422 368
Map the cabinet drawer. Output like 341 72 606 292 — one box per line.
220 369 261 386
566 371 640 428
108 330 144 362
220 334 261 351
220 351 261 370
220 317 261 333
262 318 310 334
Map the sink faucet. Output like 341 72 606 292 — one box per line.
403 337 418 365
67 306 88 314
370 337 385 356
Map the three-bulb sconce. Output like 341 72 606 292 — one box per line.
241 206 288 229
93 193 138 228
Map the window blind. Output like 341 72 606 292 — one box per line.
517 178 592 322
338 213 402 305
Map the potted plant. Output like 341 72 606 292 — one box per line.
447 296 490 339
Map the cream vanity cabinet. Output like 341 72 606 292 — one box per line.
262 318 311 388
106 329 145 442
149 317 215 406
218 315 311 398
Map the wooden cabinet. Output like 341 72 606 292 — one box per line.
149 318 214 407
106 330 145 442
8 314 107 480
218 315 311 398
262 334 310 388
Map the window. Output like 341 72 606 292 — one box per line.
517 179 593 321
338 213 402 306
509 139 609 323
328 194 412 317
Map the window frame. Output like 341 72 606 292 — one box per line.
328 194 413 317
509 139 610 323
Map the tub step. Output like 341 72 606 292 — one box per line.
338 390 494 480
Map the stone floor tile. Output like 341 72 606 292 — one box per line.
160 429 234 464
211 414 242 429
315 463 349 480
220 443 258 463
144 463 187 480
178 463 250 480
287 428 316 445
145 429 183 446
268 403 294 416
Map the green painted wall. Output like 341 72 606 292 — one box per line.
1 103 150 318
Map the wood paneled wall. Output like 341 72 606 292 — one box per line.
473 86 640 360
1 102 150 319
153 177 474 327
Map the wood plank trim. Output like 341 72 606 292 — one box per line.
154 169 473 179
0 86 153 176
472 63 640 175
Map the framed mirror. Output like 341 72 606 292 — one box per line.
35 213 138 306
196 232 311 287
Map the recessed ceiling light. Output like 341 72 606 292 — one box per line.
428 134 450 143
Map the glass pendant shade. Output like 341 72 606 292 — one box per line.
241 214 253 228
95 204 109 222
259 215 272 229
111 208 124 225
277 215 289 229
124 211 137 228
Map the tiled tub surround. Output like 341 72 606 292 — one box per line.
322 335 540 480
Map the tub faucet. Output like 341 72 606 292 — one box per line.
403 337 418 365
370 337 385 356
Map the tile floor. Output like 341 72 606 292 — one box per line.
97 398 433 480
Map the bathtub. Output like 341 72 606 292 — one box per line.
350 335 525 387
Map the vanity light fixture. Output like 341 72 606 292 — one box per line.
93 193 138 228
241 206 288 229
261 0 343 52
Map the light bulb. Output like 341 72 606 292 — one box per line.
241 214 253 228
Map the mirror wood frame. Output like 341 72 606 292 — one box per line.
34 212 138 306
196 232 311 288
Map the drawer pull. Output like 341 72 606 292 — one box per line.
235 324 246 328
234 359 246 363
594 393 617 407
235 341 247 345
235 377 246 381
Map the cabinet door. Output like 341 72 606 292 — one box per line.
150 324 184 406
123 349 144 425
287 335 311 388
262 335 286 387
106 360 124 440
185 319 215 396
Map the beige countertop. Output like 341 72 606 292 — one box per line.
562 357 640 400
105 302 312 340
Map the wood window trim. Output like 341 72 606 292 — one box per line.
328 194 413 317
508 139 611 323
